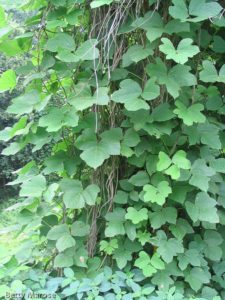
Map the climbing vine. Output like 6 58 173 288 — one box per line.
0 0 225 299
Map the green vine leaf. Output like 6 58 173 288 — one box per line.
189 0 222 22
123 128 140 148
125 207 148 225
159 38 199 64
129 171 149 187
164 165 180 180
45 33 75 52
1 141 23 156
185 267 211 292
147 58 197 98
105 221 125 237
169 0 222 22
60 179 100 209
39 107 79 132
189 159 215 192
71 221 90 237
122 45 153 67
19 175 46 198
56 235 76 252
154 231 184 263
54 253 74 268
199 61 225 83
90 0 113 8
169 0 189 21
156 152 171 171
100 239 118 255
150 103 174 122
198 123 221 150
174 101 206 126
0 69 16 92
113 243 133 269
0 6 6 27
172 150 191 169
70 87 109 111
47 224 70 240
135 251 165 277
105 208 126 237
111 79 141 101
137 231 151 246
0 39 24 57
0 116 28 143
77 128 122 168
7 90 41 116
74 39 99 61
50 0 67 7
60 179 84 209
111 79 149 111
143 181 172 206
142 78 160 101
80 142 107 169
150 207 177 230
82 184 100 206
157 151 190 179
212 36 225 54
186 192 219 223
204 230 223 261
178 249 202 271
169 218 193 240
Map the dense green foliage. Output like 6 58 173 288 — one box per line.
0 0 225 299
0 6 37 199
